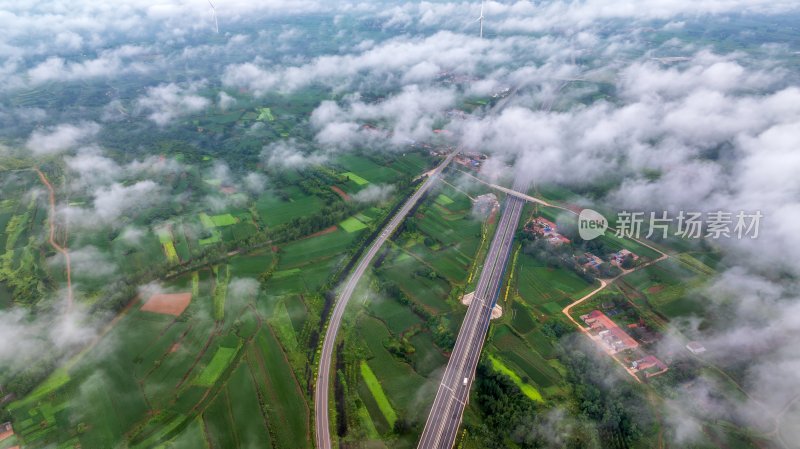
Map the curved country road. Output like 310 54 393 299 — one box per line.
35 168 73 312
315 152 456 449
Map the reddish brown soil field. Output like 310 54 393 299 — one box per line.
647 285 665 294
330 185 351 201
303 225 338 240
141 292 192 316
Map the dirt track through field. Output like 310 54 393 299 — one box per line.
35 168 73 312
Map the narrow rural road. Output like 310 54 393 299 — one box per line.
315 151 456 449
35 168 73 312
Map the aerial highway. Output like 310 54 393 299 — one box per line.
417 178 529 449
315 151 456 449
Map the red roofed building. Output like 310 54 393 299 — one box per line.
581 310 639 353
0 422 14 442
529 217 571 245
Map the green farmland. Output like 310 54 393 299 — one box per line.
193 345 240 387
360 361 398 427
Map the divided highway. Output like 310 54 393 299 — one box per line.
315 151 456 449
417 179 529 449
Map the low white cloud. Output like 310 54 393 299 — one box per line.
25 122 100 155
135 82 211 125
218 91 237 110
352 183 396 204
260 139 327 169
310 85 457 149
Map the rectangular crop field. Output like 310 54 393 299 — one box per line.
360 361 398 427
256 187 324 228
336 154 403 183
210 213 238 227
342 171 369 185
515 253 593 307
193 346 238 387
199 213 215 229
278 229 357 268
163 241 179 263
339 216 368 233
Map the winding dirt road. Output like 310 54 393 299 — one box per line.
35 168 73 312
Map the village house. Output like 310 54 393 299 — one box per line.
631 355 669 377
582 310 639 353
686 341 707 354
582 252 603 269
0 422 14 442
610 249 638 267
529 217 571 245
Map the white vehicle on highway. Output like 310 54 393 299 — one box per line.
463 377 468 386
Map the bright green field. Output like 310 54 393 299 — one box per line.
199 213 215 228
357 316 428 414
336 154 407 184
342 171 369 185
163 241 179 263
193 345 238 387
488 355 543 402
434 193 454 206
210 213 238 227
360 361 398 428
257 107 275 121
340 216 368 232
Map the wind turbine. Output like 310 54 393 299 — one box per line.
475 1 485 38
208 0 219 34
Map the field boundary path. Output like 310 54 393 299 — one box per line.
315 152 456 449
35 168 73 312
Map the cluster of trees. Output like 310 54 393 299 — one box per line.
518 231 622 281
469 361 542 449
294 169 342 203
464 334 658 449
519 236 597 283
541 320 574 340
0 203 44 305
557 336 655 448
428 315 456 350
272 202 359 242
384 336 416 362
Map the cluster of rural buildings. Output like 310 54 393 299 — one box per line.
581 252 604 270
525 217 571 245
610 249 639 267
581 309 668 379
454 151 487 170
